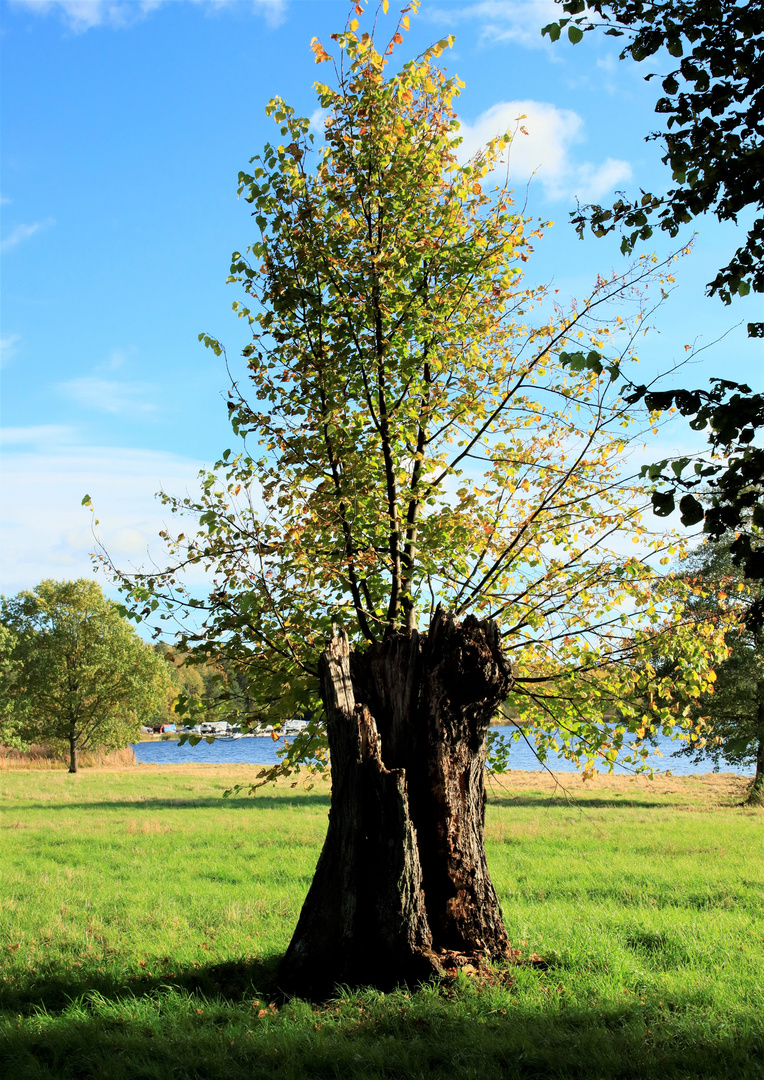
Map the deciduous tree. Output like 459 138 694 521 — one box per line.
627 379 764 626
0 579 170 772
110 8 725 996
665 542 764 804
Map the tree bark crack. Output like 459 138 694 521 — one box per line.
278 607 513 998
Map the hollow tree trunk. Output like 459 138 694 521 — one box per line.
278 607 513 998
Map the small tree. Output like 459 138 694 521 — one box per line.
111 9 725 996
0 579 170 772
669 542 764 805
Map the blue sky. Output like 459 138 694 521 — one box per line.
2 0 761 598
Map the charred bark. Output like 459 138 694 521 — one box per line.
277 607 512 998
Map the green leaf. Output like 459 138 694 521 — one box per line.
662 75 679 95
652 490 675 517
670 457 690 478
679 494 705 526
568 25 584 44
559 350 603 376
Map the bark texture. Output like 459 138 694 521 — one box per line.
745 721 764 806
744 682 764 807
68 732 78 774
278 607 512 998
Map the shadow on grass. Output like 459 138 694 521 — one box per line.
0 956 283 1016
2 967 762 1080
10 793 332 813
486 793 694 810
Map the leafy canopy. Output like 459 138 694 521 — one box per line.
627 380 764 622
111 6 726 782
0 579 171 754
660 541 764 801
543 0 764 337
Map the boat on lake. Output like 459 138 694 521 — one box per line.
185 718 309 740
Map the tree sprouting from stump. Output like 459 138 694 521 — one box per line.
107 4 727 997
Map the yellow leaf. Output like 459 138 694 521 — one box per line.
350 18 359 30
382 0 389 11
402 14 409 30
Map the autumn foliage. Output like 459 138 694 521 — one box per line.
113 3 726 782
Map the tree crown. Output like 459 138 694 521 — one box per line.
108 11 727 780
0 579 170 751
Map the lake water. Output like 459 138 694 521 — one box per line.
132 726 752 775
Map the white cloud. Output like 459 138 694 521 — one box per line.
309 107 330 134
7 0 153 31
0 334 22 368
456 100 631 203
94 347 131 373
0 194 12 206
430 0 558 50
0 429 207 594
9 0 286 32
572 156 634 202
58 376 159 417
0 424 77 446
242 0 285 30
1 217 55 252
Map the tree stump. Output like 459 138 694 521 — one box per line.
277 607 513 998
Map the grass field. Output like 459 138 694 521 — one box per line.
0 765 762 1079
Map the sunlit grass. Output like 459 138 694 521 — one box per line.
1 766 762 1079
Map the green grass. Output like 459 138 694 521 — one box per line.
1 766 762 1079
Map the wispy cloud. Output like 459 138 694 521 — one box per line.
241 0 285 30
0 427 206 594
8 0 152 31
0 194 12 206
457 100 632 203
9 0 286 33
94 347 131 374
1 217 55 252
430 0 558 50
58 376 158 418
309 107 330 135
0 334 22 368
0 424 78 447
